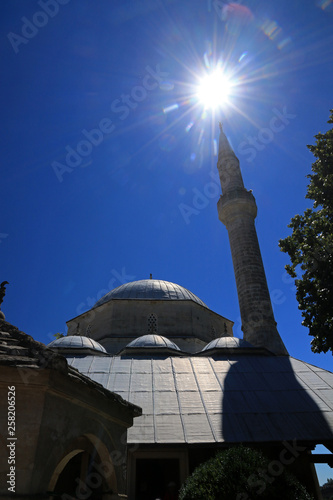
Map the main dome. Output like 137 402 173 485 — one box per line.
94 279 208 309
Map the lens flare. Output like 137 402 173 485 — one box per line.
196 69 232 109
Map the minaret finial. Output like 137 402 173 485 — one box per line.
218 121 223 132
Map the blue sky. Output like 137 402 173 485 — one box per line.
1 0 333 483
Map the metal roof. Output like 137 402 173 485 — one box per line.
94 279 208 309
202 337 254 351
48 335 107 353
66 353 333 445
126 335 181 350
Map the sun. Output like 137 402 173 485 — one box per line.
196 69 232 109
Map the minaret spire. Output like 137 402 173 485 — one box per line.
217 125 288 355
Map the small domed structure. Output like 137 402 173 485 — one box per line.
202 337 254 351
119 334 181 355
127 334 181 350
48 335 107 355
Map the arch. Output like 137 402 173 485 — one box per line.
48 434 117 498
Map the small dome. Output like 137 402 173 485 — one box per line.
126 334 181 350
48 335 107 353
202 337 254 351
94 279 208 309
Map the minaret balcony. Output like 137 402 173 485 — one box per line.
217 188 257 226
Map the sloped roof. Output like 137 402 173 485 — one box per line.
67 353 333 445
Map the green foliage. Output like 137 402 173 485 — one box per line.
279 110 333 353
179 446 313 500
53 332 65 339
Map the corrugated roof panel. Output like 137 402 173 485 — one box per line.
153 372 175 391
254 390 308 413
201 391 223 413
130 373 153 392
89 357 113 373
306 390 332 412
131 359 152 373
267 412 310 440
175 372 197 389
323 411 333 429
296 371 330 390
221 390 253 414
244 413 276 442
172 357 192 373
221 413 249 442
178 391 205 414
67 356 93 372
154 391 179 415
66 356 79 368
129 391 153 414
67 353 333 445
209 413 224 441
182 413 215 443
128 414 155 443
210 358 232 372
241 391 262 412
289 358 311 372
314 389 333 410
261 371 299 391
154 414 184 443
214 371 247 391
239 371 269 391
195 372 221 392
316 371 333 386
152 358 172 373
191 358 214 373
223 356 257 373
112 358 132 373
107 372 131 392
250 356 289 373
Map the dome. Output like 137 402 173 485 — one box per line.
48 335 107 353
202 336 254 351
94 279 208 309
126 334 181 350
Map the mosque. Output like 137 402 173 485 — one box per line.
1 125 333 499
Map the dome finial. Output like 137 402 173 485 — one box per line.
150 273 153 279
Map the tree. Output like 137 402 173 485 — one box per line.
179 446 313 500
279 110 333 354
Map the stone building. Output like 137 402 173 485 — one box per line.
0 320 141 499
45 126 332 499
2 126 333 499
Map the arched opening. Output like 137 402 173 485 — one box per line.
48 435 116 499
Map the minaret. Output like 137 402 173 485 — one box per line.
216 123 288 355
